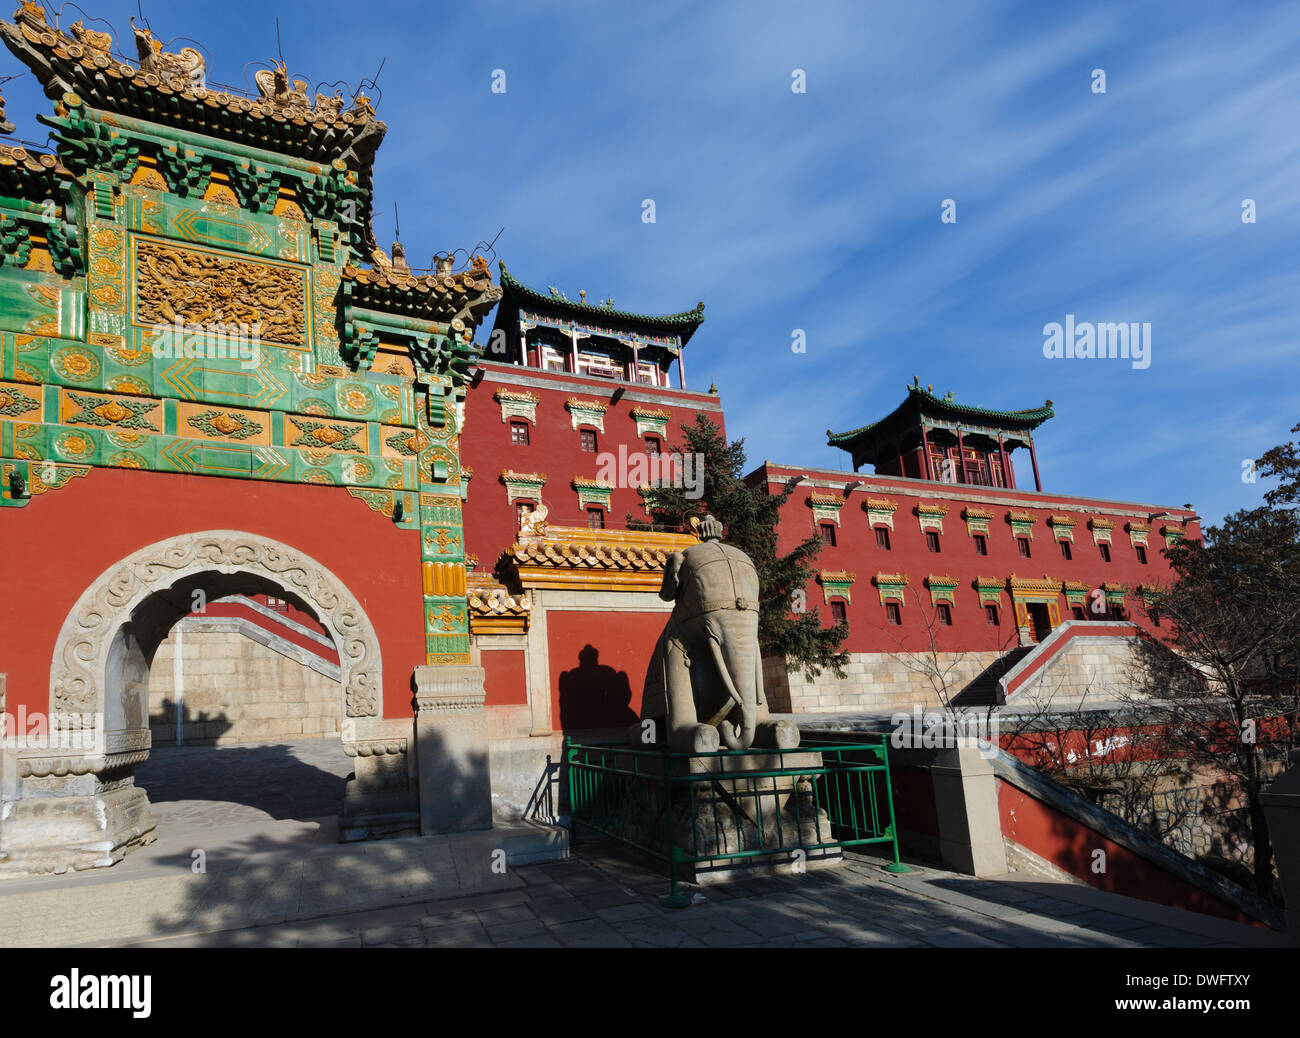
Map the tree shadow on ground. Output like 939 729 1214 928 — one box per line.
136 703 351 822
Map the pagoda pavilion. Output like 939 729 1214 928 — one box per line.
828 376 1054 491
488 262 705 388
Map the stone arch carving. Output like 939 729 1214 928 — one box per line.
49 531 383 743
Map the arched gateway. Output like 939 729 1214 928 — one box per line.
0 532 417 875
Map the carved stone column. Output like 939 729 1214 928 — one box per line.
414 664 493 834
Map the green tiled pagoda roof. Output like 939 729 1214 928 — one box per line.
498 262 705 345
828 382 1054 445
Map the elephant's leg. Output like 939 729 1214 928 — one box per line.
752 651 799 749
662 634 718 753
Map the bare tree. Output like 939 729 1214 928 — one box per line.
1117 506 1300 898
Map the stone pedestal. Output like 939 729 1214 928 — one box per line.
613 748 843 884
1261 753 1300 945
930 745 1008 877
414 664 493 835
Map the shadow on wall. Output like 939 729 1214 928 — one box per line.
558 644 638 732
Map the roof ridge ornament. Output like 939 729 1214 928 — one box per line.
130 17 205 90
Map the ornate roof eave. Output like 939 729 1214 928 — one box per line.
343 261 502 329
0 13 387 193
828 384 1054 450
498 524 698 592
0 142 72 181
497 262 706 345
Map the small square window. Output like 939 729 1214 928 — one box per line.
885 601 902 625
984 604 999 626
1059 540 1072 560
1100 542 1111 562
580 429 598 453
936 602 953 626
830 600 847 626
875 527 891 550
973 534 988 556
509 420 530 446
1072 606 1086 621
644 436 661 456
926 531 941 553
820 522 837 547
1136 545 1147 564
586 506 605 530
1017 537 1031 558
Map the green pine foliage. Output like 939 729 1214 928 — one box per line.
630 414 849 679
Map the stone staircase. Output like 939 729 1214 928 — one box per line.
953 647 1033 707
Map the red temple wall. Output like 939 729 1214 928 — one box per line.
481 648 528 706
545 609 664 731
460 363 724 570
1 467 426 720
760 462 1198 655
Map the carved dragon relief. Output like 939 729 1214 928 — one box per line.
133 237 306 345
49 533 383 751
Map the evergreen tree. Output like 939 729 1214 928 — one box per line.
631 414 849 679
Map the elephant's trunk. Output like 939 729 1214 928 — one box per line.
709 636 756 750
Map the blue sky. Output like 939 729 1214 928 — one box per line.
4 0 1297 526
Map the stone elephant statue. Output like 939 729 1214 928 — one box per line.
639 516 799 753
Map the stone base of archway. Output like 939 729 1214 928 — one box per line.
339 717 422 842
0 770 157 877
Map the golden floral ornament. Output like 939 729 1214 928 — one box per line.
107 451 146 469
298 397 333 416
340 385 373 414
54 431 95 459
107 375 150 395
106 343 152 367
342 459 375 484
105 430 147 448
51 346 100 383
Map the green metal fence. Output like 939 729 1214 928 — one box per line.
565 735 908 906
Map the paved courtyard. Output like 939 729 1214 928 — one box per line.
117 840 1286 949
0 740 1289 948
